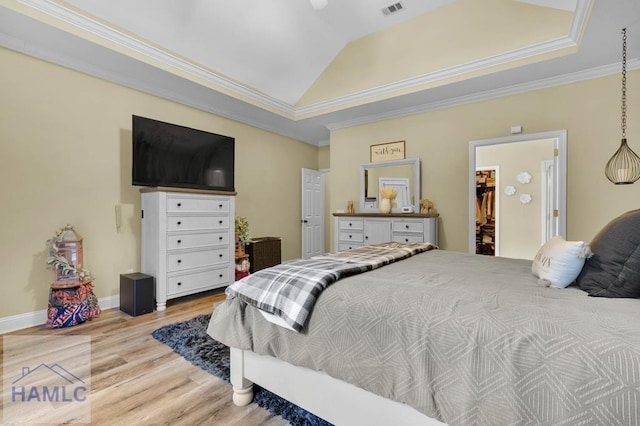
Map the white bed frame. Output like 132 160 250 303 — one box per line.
230 348 446 426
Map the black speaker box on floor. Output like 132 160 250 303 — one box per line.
120 273 154 316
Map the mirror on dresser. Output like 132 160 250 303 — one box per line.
359 158 421 213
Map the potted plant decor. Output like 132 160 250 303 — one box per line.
235 216 251 254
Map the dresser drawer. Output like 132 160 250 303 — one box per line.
167 267 229 295
167 196 230 213
167 232 229 250
392 220 423 234
392 234 424 244
166 215 230 231
338 242 364 251
339 231 364 243
339 219 364 231
167 248 230 272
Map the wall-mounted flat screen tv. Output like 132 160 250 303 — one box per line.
132 115 234 192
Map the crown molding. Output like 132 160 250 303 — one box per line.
297 36 578 116
16 0 593 119
298 0 593 116
0 27 318 145
568 0 592 42
326 58 640 131
16 0 297 116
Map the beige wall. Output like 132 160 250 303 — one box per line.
477 139 555 259
0 48 318 318
329 70 640 252
318 145 330 170
317 145 331 252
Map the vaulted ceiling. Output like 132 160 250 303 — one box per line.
1 0 639 144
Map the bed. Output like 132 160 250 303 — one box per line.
207 210 640 425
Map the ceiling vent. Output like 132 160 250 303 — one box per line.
382 2 405 16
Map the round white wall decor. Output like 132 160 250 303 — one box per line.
504 185 516 196
517 171 532 184
520 193 532 204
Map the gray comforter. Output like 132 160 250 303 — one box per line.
226 242 435 331
207 250 640 425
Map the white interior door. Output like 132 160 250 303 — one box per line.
541 159 556 244
302 169 325 259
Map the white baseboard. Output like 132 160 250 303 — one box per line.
0 295 120 334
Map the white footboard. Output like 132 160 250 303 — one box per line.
229 347 446 426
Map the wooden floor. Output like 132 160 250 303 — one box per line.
2 290 289 426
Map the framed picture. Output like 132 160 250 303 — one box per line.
370 140 405 162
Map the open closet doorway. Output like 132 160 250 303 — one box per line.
469 130 567 259
475 166 499 256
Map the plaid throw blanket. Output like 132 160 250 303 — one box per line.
225 242 436 332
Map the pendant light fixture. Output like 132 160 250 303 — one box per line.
605 28 640 184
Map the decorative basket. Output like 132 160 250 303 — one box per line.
246 237 281 273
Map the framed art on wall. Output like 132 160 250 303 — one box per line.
370 141 405 162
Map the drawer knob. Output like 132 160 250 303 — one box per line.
177 282 182 286
177 259 182 264
177 221 182 226
219 220 223 224
365 236 369 240
219 254 223 258
219 236 223 241
349 223 352 227
219 204 223 208
177 203 182 207
405 238 409 242
405 225 409 229
349 234 352 239
219 274 223 278
177 239 182 244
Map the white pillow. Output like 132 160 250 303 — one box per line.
532 236 593 288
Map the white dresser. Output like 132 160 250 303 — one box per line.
334 214 438 251
141 188 236 311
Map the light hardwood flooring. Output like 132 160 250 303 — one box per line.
2 290 289 426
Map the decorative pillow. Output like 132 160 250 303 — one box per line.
577 209 640 297
532 236 592 288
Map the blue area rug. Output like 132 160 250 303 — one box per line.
152 314 332 426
